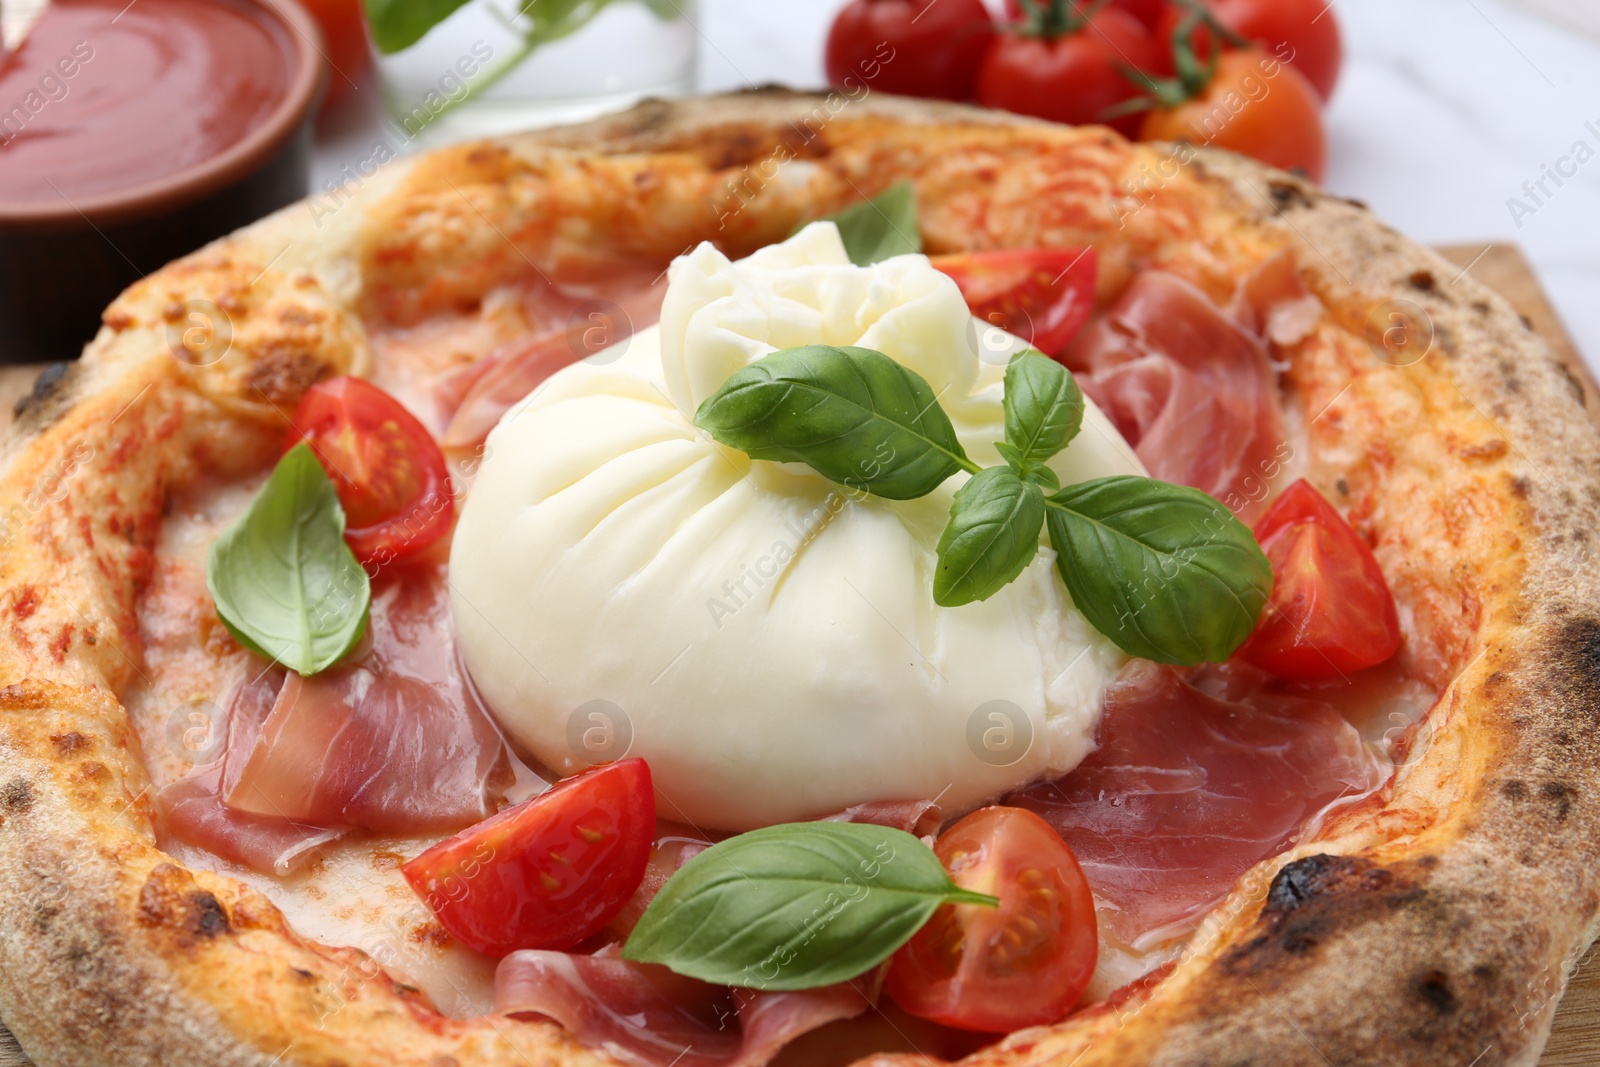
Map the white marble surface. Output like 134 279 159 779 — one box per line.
314 0 1600 370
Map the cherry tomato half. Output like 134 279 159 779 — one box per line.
403 759 657 958
825 0 997 102
1237 480 1401 681
1139 48 1326 181
977 8 1160 139
286 376 454 567
931 248 1098 359
887 807 1098 1033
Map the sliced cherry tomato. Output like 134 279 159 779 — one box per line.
977 6 1160 140
286 376 454 567
1139 47 1326 181
825 0 997 102
887 806 1097 1033
299 0 371 110
1237 480 1401 681
931 248 1098 359
403 759 656 958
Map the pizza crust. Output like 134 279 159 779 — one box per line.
1 88 1597 1067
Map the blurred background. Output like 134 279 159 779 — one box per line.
316 0 1600 369
2 0 1598 368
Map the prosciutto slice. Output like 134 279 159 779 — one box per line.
224 563 512 833
155 667 345 875
1063 270 1287 517
1006 661 1382 947
494 951 870 1067
438 276 667 450
820 799 943 838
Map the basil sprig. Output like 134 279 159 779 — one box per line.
622 822 995 991
693 345 978 500
695 346 1270 664
809 181 923 266
207 444 371 676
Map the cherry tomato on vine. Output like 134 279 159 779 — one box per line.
1139 48 1326 181
286 376 454 567
887 807 1098 1032
403 759 657 958
1006 0 1169 30
1151 0 1342 101
977 2 1160 139
1237 480 1401 681
932 247 1098 358
825 0 997 102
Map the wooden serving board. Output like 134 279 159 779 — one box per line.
0 245 1595 1067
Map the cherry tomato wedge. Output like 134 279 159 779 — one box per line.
1237 480 1401 681
931 248 1097 359
286 376 454 567
402 759 656 958
887 806 1098 1032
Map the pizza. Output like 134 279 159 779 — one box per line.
0 88 1596 1067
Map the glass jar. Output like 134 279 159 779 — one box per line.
376 0 698 146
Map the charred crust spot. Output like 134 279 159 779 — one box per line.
292 967 315 981
1409 269 1437 292
1520 314 1536 331
1502 779 1528 800
1511 475 1533 499
1 778 34 813
138 863 232 946
50 732 92 758
1557 618 1600 707
31 902 59 933
1540 781 1575 821
1556 361 1587 406
1263 854 1368 913
1416 969 1459 1014
245 350 334 409
13 362 71 420
1222 855 1424 978
1472 300 1492 316
1267 181 1314 212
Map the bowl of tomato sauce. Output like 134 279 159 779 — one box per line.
0 0 325 363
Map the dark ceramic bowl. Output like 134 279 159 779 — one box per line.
0 0 325 364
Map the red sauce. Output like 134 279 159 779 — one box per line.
0 0 294 204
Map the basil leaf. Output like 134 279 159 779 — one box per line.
363 0 473 53
935 466 1046 607
1044 476 1270 665
1004 351 1083 468
693 345 975 500
622 822 996 991
813 181 922 266
207 444 371 676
